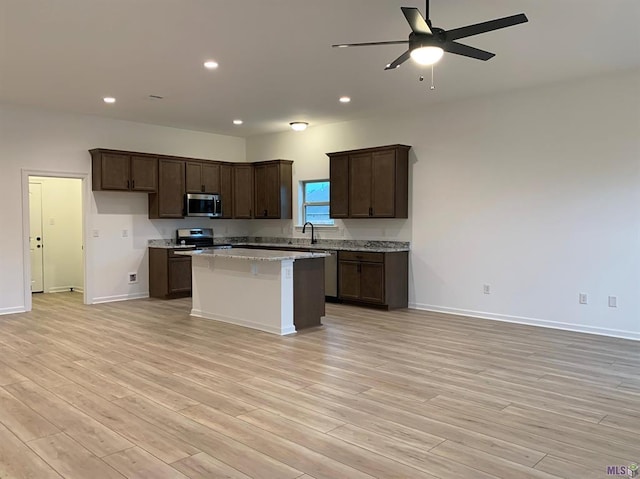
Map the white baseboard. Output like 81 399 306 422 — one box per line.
72 287 84 293
48 286 75 293
191 309 296 336
91 292 149 304
409 302 640 342
0 306 26 316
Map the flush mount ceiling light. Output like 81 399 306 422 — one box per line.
289 122 309 132
103 97 116 104
233 119 243 125
339 96 351 103
203 60 219 69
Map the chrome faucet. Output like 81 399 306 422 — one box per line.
302 222 317 244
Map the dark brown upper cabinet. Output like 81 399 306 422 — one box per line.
148 158 185 219
219 164 233 219
253 160 293 219
232 163 254 219
89 149 295 221
185 160 221 194
91 149 157 192
329 154 349 218
327 144 410 219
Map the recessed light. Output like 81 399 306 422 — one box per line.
339 96 351 103
103 97 116 104
233 119 243 125
203 60 219 69
289 121 309 132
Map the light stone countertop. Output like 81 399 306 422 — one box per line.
233 242 409 253
174 247 329 262
148 244 197 250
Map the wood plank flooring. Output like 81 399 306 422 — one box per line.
0 292 638 479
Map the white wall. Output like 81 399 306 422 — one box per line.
0 104 247 312
30 177 83 292
247 69 640 340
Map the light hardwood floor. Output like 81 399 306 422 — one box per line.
0 292 638 479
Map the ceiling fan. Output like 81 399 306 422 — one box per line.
332 0 528 69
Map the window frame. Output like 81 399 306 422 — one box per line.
300 179 334 226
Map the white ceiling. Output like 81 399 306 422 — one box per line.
1 0 639 137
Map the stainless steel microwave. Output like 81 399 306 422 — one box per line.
185 193 222 218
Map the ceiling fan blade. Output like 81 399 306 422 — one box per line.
401 7 432 35
332 40 409 48
384 50 411 70
444 41 495 61
446 13 528 41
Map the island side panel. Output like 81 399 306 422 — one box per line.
190 255 295 335
293 257 325 330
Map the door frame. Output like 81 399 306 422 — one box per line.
21 169 90 311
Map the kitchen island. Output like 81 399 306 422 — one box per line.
176 248 328 335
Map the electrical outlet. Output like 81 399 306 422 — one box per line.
122 229 128 238
128 273 137 284
92 229 99 238
608 296 617 308
483 284 491 295
579 293 588 305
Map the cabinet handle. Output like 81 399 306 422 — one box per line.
369 207 372 216
127 180 130 189
263 209 267 217
132 180 135 189
201 185 205 192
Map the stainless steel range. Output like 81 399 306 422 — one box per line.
176 228 232 250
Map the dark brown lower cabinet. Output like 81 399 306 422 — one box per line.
149 248 192 299
338 251 408 309
293 257 325 330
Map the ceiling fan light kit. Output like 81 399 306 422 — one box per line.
410 46 444 66
289 121 308 131
333 0 528 70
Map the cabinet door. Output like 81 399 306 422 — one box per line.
157 159 185 218
255 163 280 218
360 262 385 303
100 153 130 190
253 164 268 218
349 152 373 217
130 155 157 192
338 261 360 300
371 150 396 217
202 163 221 194
329 154 349 218
219 164 233 218
233 164 254 218
168 258 192 293
185 161 203 193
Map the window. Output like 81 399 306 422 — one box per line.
301 180 333 225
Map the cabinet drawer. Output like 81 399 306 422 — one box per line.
168 248 194 258
339 251 384 263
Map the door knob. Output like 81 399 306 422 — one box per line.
37 245 41 248
36 237 41 241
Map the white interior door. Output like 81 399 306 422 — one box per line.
29 182 44 293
